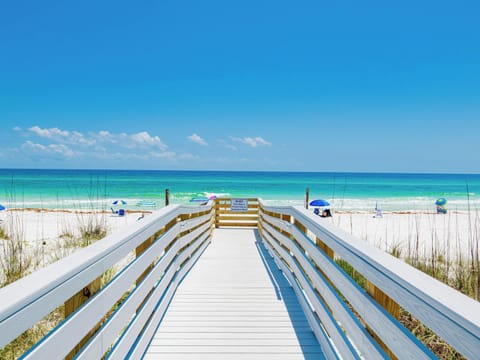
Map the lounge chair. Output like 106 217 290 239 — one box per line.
436 206 447 214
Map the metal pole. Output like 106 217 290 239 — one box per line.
305 187 309 209
165 188 170 206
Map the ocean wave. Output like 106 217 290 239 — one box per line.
263 197 480 211
2 195 479 212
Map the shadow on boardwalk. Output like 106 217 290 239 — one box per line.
254 231 325 360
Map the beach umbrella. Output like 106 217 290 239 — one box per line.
435 198 447 206
112 200 127 205
0 204 5 211
208 195 217 200
309 199 330 207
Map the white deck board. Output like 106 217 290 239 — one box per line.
143 228 324 359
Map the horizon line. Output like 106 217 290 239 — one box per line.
1 167 479 176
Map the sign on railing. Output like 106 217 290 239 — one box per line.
215 198 259 227
230 198 248 212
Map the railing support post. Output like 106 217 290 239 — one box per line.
165 188 170 206
316 237 334 259
136 234 156 285
214 199 219 228
366 280 400 359
64 276 102 360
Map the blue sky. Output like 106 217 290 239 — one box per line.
0 0 479 173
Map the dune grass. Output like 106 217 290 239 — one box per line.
335 208 479 359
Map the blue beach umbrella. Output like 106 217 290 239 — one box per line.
435 198 447 206
309 199 330 207
112 200 127 205
0 204 5 211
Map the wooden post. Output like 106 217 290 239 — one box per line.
305 187 309 209
294 219 307 235
215 198 220 228
165 188 170 206
135 234 156 285
280 214 292 237
65 277 102 360
316 237 334 259
366 280 400 359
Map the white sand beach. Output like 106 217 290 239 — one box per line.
330 210 478 262
1 209 143 243
1 208 477 262
0 209 151 284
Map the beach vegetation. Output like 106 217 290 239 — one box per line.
0 211 32 286
333 209 479 359
0 306 64 360
0 225 8 239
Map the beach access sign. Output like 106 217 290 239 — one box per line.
230 198 248 212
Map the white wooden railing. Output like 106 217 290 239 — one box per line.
258 199 480 359
1 197 479 359
0 202 214 359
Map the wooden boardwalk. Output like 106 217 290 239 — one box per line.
144 228 324 360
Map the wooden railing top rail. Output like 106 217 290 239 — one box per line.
258 199 480 359
0 201 214 350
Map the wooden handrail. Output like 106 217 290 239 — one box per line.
258 199 480 360
2 197 479 359
0 203 214 358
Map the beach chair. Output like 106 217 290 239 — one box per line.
118 209 125 216
436 206 447 214
374 208 383 218
111 207 118 215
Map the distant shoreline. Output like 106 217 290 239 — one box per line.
1 169 479 211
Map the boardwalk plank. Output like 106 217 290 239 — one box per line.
143 228 324 359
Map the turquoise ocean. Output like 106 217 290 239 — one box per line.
0 169 479 212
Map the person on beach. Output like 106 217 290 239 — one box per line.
436 205 447 214
321 209 332 217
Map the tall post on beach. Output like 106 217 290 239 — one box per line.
165 188 170 206
305 187 309 209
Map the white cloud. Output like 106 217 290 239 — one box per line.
21 141 76 159
224 144 238 151
217 139 238 151
92 130 167 150
178 153 199 160
150 151 177 159
17 125 190 164
28 126 95 146
29 126 69 139
130 131 167 150
232 136 272 147
187 133 208 146
13 126 22 131
26 126 169 151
